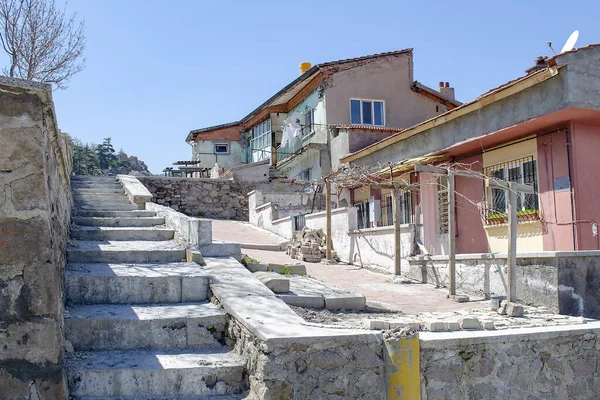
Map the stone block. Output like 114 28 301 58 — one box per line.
452 295 470 303
368 320 390 330
460 317 482 330
0 319 62 364
23 263 60 316
186 249 204 265
325 294 366 311
0 127 44 172
425 320 446 332
10 172 47 211
507 302 524 317
267 263 307 275
277 294 325 308
254 271 290 293
0 217 52 264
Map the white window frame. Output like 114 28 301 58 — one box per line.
349 98 385 126
250 119 272 150
214 143 230 154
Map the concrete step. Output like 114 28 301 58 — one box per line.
74 193 130 200
75 210 157 218
67 240 185 263
73 188 125 194
72 217 165 227
65 302 226 351
65 262 208 304
76 204 139 211
73 396 247 400
66 349 247 398
74 198 132 205
71 227 175 241
72 183 124 189
72 176 119 181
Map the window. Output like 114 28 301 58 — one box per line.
350 99 385 126
250 119 272 150
303 108 315 136
214 144 229 154
483 156 539 223
381 192 412 227
356 201 370 229
300 168 312 180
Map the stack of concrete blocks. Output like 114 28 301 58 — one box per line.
286 228 336 262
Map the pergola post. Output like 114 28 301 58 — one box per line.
392 186 402 275
325 180 332 260
447 170 456 296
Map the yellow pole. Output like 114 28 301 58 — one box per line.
385 332 421 399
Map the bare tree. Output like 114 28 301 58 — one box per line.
0 0 85 89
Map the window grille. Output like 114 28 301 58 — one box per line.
483 156 539 225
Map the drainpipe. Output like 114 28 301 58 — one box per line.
565 130 577 250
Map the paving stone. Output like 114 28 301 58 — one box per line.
425 321 446 332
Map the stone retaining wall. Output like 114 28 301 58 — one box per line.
138 177 305 221
0 78 73 399
420 324 600 399
228 318 385 400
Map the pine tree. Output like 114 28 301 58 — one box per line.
96 137 117 171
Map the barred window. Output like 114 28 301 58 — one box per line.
483 156 539 223
356 201 370 229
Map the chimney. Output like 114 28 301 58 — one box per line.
439 81 455 101
525 56 549 74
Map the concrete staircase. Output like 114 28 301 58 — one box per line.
65 176 247 399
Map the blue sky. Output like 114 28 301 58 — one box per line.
4 0 599 173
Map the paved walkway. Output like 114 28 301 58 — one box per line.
211 220 486 315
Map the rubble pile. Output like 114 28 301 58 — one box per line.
286 228 336 262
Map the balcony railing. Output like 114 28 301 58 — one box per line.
276 125 314 161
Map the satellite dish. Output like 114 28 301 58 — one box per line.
560 30 579 54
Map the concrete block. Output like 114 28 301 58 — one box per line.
482 320 496 330
507 302 525 317
452 295 470 303
444 320 461 331
246 263 268 272
368 320 390 330
389 321 420 330
267 263 307 275
277 294 325 309
460 317 482 330
254 271 290 293
425 321 446 332
186 249 204 265
325 294 366 311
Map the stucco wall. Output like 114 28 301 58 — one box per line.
0 78 72 399
193 138 245 171
570 123 600 250
420 325 600 400
324 53 447 129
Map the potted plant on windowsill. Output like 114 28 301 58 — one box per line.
517 209 539 222
486 212 508 225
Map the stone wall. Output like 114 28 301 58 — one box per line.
138 177 306 221
0 78 73 399
228 319 385 400
420 324 600 399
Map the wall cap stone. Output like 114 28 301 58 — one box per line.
420 320 600 348
117 174 153 208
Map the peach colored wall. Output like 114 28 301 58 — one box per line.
570 123 600 250
454 154 489 253
419 172 446 255
537 130 575 251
